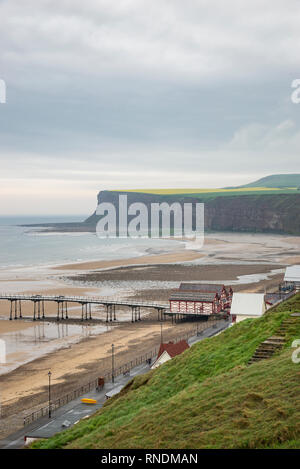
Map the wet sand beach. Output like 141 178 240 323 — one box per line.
54 249 204 271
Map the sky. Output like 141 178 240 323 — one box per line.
0 0 300 215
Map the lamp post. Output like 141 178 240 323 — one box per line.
160 322 163 344
111 344 115 384
48 371 52 418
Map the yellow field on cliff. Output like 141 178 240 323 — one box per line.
112 187 298 197
118 187 284 194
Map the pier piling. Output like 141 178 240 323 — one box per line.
2 294 171 324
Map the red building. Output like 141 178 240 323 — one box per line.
169 283 233 316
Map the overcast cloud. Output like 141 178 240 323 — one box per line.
0 0 299 214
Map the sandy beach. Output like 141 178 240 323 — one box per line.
54 249 204 271
0 232 300 438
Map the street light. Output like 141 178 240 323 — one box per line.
111 344 115 384
48 371 52 418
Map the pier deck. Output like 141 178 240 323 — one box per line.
0 293 169 322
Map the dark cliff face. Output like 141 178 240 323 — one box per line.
84 191 184 225
84 191 300 235
204 194 300 233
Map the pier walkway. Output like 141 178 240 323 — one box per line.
0 293 169 322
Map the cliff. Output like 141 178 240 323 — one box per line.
23 189 300 235
84 190 300 235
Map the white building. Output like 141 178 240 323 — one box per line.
230 293 267 323
105 384 124 400
284 265 300 290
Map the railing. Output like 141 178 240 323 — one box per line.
265 289 297 314
23 350 159 426
23 320 220 426
23 379 100 425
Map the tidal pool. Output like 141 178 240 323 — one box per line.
0 321 111 375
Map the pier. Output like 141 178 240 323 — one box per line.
0 294 169 323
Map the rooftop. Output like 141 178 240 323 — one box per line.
169 291 219 302
179 283 225 293
230 293 266 317
284 265 300 282
157 340 190 360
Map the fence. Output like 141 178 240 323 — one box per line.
23 319 219 426
265 289 298 315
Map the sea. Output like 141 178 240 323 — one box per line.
0 215 185 375
0 215 183 269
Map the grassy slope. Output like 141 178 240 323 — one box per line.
31 295 300 449
235 174 300 189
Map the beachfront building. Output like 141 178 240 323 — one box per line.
169 283 233 317
230 293 267 323
284 265 300 291
151 340 189 369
